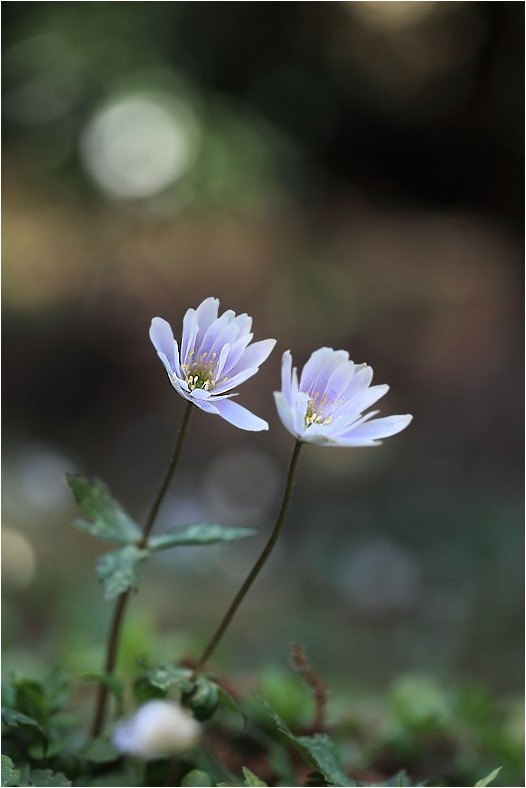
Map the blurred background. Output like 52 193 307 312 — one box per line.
2 1 524 781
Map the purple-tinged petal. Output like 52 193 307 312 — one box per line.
233 313 252 337
300 348 349 397
150 318 178 375
181 309 199 366
281 351 293 401
229 339 276 376
213 366 259 394
333 384 389 427
274 391 296 436
341 414 413 444
221 333 254 375
293 391 310 436
338 364 373 403
195 297 220 339
211 399 269 431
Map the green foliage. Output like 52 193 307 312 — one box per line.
182 676 220 722
82 674 124 716
78 737 121 764
2 755 20 787
148 524 256 551
181 769 213 786
258 696 355 787
23 768 72 786
66 475 142 544
475 767 502 787
145 664 193 693
95 544 148 600
241 766 268 786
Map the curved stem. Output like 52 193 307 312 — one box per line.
195 439 303 672
91 400 193 737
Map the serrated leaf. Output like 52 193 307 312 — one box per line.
146 664 194 693
148 524 256 551
2 755 20 787
95 545 148 600
28 768 72 786
67 475 141 544
181 769 212 786
242 766 268 786
257 696 355 787
475 767 502 787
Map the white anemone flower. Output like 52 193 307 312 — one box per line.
274 348 412 446
150 297 276 431
112 700 200 760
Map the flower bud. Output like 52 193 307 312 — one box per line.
113 700 200 759
183 676 219 721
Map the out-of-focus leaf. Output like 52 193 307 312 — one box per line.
217 686 248 727
27 768 72 786
257 696 355 787
95 545 148 600
242 766 268 786
475 767 502 787
66 475 142 544
133 676 165 704
181 769 212 786
2 707 47 742
148 524 255 551
146 664 193 693
78 738 120 764
1 755 20 787
82 673 124 714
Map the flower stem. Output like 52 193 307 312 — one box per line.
91 400 193 737
195 439 303 672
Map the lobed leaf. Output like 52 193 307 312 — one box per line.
27 768 72 786
148 524 256 551
95 545 148 600
181 770 212 786
1 755 20 787
66 475 141 544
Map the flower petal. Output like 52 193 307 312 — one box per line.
213 366 259 394
181 309 200 366
150 318 180 376
230 338 276 376
340 414 413 445
212 399 269 431
195 297 220 339
273 391 297 436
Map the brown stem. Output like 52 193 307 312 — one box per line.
91 400 193 737
195 439 303 672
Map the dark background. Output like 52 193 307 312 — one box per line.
2 0 524 750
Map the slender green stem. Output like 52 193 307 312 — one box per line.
91 400 193 737
195 439 303 672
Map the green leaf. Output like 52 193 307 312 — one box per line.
66 475 142 544
1 755 20 787
95 545 148 600
146 664 193 693
27 768 72 786
183 676 219 721
148 524 256 551
242 766 268 786
217 686 248 727
2 707 46 739
257 696 355 787
78 738 120 764
475 767 502 787
181 769 212 786
82 674 124 714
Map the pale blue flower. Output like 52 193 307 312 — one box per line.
274 348 412 446
113 700 200 759
150 297 276 431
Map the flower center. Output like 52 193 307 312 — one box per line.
181 350 223 392
304 392 332 428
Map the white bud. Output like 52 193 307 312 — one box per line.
112 700 200 759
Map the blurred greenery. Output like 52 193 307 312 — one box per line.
2 2 524 786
